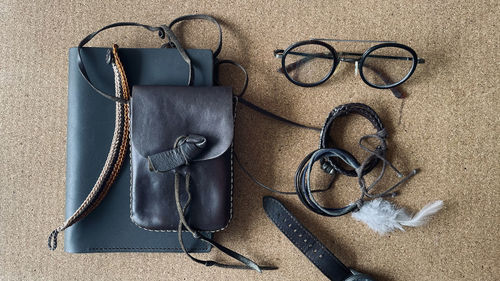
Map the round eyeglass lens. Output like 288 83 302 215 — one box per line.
284 43 335 85
361 46 415 87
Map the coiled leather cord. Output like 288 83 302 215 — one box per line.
235 99 418 216
295 136 418 217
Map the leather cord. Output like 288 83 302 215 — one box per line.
77 21 197 103
168 14 223 58
213 56 320 131
170 138 277 272
234 152 335 195
158 24 193 86
215 60 249 98
77 22 164 103
295 139 418 217
238 97 321 132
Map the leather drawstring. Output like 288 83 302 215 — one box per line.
172 139 276 272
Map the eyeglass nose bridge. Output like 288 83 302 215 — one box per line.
337 54 362 76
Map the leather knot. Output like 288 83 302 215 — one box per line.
148 134 207 173
376 128 387 138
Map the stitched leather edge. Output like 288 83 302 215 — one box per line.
87 246 209 251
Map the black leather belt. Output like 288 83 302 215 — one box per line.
263 196 376 281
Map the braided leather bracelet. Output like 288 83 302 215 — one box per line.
319 103 387 177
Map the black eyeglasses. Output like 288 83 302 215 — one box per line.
274 39 425 98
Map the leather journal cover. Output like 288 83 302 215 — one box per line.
65 47 214 253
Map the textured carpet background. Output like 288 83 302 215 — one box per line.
0 0 498 280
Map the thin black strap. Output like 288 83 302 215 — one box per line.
77 22 164 103
234 152 335 195
213 56 319 131
215 60 249 97
158 24 194 86
168 14 223 58
238 98 321 132
77 22 193 102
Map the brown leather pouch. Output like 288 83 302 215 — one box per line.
130 85 234 232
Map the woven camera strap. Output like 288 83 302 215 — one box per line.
48 44 130 250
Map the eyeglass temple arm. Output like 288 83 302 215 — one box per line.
274 51 316 74
339 52 425 63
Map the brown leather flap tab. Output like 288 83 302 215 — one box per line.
131 86 233 161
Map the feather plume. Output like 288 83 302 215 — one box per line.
351 199 443 234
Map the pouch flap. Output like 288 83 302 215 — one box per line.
131 86 233 161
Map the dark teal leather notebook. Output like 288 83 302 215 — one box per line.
65 47 213 253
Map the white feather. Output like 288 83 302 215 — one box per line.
351 199 443 234
399 200 444 227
